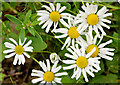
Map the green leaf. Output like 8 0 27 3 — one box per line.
31 20 40 26
24 10 32 23
61 2 71 9
19 29 25 43
90 74 117 83
5 14 22 24
16 24 23 30
106 54 119 73
28 36 47 52
27 26 35 36
0 73 5 81
61 77 75 84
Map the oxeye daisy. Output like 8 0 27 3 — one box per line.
31 59 68 84
76 3 112 39
50 53 61 63
63 44 101 82
76 33 115 60
54 16 86 50
3 38 33 65
37 3 71 33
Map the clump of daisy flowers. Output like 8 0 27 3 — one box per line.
3 2 115 84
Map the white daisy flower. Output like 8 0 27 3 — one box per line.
54 15 86 50
63 44 101 82
76 33 115 60
76 3 112 38
50 53 61 63
3 38 33 65
37 3 71 33
31 59 68 84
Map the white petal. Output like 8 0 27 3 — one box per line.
98 39 112 48
55 34 68 38
71 67 80 79
52 81 57 85
65 53 77 60
21 54 25 65
32 78 43 84
31 73 42 77
3 49 14 54
39 61 47 72
19 37 27 46
23 52 30 58
59 6 66 13
97 24 106 35
49 3 55 11
13 54 19 65
85 67 95 77
18 55 22 65
90 5 98 13
46 20 53 33
56 3 61 11
86 47 96 58
97 6 108 16
42 5 52 12
55 72 68 77
103 13 112 17
9 38 18 46
51 61 58 72
32 69 44 75
5 52 16 58
61 37 71 50
76 68 81 80
82 69 88 82
102 19 111 24
46 59 50 71
62 60 76 64
63 64 77 70
60 19 70 28
53 66 61 73
98 53 113 61
42 19 50 29
100 22 110 29
4 42 15 49
79 23 88 34
39 81 45 85
38 19 48 25
53 28 68 34
37 10 49 14
23 40 32 48
54 78 62 84
93 25 100 37
24 46 33 52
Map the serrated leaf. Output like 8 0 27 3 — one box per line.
27 26 35 36
19 29 25 43
5 14 22 24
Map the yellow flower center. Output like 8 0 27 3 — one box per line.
87 13 99 25
15 45 24 55
43 71 54 82
68 27 80 38
76 56 88 68
49 11 61 22
86 44 99 58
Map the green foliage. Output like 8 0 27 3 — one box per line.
5 14 22 24
19 29 25 43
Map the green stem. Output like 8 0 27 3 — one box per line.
38 51 52 53
30 56 39 64
104 35 120 40
81 0 85 6
65 9 77 15
50 30 64 45
10 76 14 85
73 0 79 13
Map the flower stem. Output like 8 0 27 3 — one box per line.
30 56 39 64
10 76 14 85
73 0 79 13
104 35 120 40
